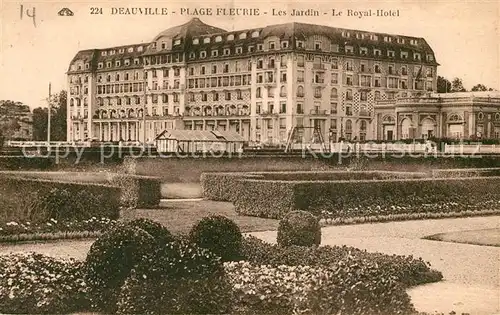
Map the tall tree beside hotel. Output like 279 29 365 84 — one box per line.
450 77 467 92
0 100 32 144
32 90 67 141
437 76 452 93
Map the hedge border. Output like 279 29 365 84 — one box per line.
318 209 500 226
201 170 428 202
233 176 500 219
0 231 102 243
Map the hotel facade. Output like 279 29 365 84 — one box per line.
67 18 443 144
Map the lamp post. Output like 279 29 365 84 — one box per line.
47 83 51 143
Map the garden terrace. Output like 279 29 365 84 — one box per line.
231 175 500 219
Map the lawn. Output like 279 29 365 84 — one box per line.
424 228 500 247
161 182 202 199
130 200 278 235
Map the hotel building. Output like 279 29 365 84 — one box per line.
66 18 440 143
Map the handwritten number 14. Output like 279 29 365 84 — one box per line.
20 4 36 27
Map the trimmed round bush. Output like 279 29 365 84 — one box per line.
116 240 232 314
189 215 243 262
84 223 156 313
126 218 175 245
277 210 321 247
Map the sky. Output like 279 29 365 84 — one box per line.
0 0 499 109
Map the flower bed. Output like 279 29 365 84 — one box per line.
233 177 500 219
0 217 116 242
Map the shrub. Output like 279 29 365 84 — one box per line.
241 236 443 288
200 172 264 201
110 174 161 208
188 215 243 262
277 210 321 247
116 240 232 314
126 218 175 245
0 253 88 314
84 223 156 313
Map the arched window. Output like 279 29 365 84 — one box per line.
70 98 74 106
251 31 259 38
374 91 381 100
280 85 287 97
239 33 247 39
330 88 338 99
360 120 367 131
116 74 120 81
297 86 304 97
345 120 352 132
227 34 234 41
76 98 81 106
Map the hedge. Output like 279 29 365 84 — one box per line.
109 174 161 208
201 171 427 202
0 176 121 225
431 167 500 178
0 156 53 170
0 171 161 209
233 177 500 219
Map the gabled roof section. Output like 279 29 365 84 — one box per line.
153 18 227 42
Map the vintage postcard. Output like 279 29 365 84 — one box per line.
0 0 499 314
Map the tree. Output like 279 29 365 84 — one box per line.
32 90 67 141
437 76 452 93
0 100 31 142
471 84 488 91
450 77 467 92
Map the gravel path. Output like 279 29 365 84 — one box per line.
1 216 498 314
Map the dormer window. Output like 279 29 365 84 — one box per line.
384 36 392 43
215 36 222 42
257 44 263 51
110 50 115 55
345 45 354 54
397 38 405 44
239 33 247 39
360 47 368 55
115 61 121 67
370 34 378 41
227 34 234 41
414 53 421 60
137 46 143 52
356 33 364 39
281 41 289 48
269 41 276 50
203 37 210 44
189 52 196 59
373 49 381 57
134 59 140 65
223 48 230 56
124 59 130 66
200 51 207 58
85 63 90 69
236 47 243 54
401 51 408 59
161 42 166 49
251 31 260 38
297 41 304 49
314 41 322 50
426 54 434 61
387 50 395 58
98 63 103 69
193 38 199 44
106 62 112 68
119 48 125 53
331 44 339 53
211 50 218 57
410 39 418 45
128 47 134 53
173 39 181 45
101 51 107 56
248 46 254 53
342 31 350 38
